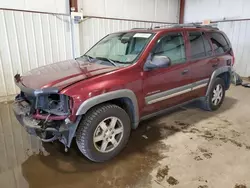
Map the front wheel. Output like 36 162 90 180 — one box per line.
76 104 131 162
201 77 226 111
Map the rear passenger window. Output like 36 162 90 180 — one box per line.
202 33 213 56
154 33 186 65
210 32 229 55
189 32 206 59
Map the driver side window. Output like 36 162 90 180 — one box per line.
153 33 186 65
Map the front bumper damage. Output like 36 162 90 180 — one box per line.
13 100 81 149
13 75 81 150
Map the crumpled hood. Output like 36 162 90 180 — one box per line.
20 59 118 90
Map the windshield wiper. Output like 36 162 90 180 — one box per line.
81 54 95 62
113 60 131 64
95 57 117 67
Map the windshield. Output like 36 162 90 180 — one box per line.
84 32 153 64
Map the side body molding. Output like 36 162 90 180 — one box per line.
206 66 232 96
76 89 140 129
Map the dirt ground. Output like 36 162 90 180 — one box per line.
0 85 250 188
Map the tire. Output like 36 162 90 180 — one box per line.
76 104 131 162
201 77 226 111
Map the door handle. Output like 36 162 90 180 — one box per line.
182 69 189 75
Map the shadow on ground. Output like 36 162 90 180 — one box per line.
21 97 237 188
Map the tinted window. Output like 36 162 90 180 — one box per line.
189 32 206 59
202 33 213 56
210 32 229 55
154 33 186 65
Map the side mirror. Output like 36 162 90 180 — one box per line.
145 55 171 70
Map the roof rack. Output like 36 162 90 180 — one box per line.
131 28 151 30
153 24 172 29
154 23 219 30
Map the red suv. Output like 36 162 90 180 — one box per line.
13 24 233 162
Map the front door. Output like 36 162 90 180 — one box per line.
142 32 193 116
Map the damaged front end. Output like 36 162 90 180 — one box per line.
13 74 81 151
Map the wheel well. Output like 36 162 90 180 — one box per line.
108 98 135 126
85 98 136 129
217 72 231 90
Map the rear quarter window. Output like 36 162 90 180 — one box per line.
209 32 230 55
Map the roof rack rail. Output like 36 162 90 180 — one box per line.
154 23 219 30
154 24 173 29
131 28 150 30
173 23 219 30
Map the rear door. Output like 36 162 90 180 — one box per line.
142 31 193 116
187 31 215 98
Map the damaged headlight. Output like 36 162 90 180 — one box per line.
36 94 71 116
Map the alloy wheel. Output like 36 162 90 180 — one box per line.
93 116 124 153
212 84 223 106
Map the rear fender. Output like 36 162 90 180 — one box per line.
206 66 232 96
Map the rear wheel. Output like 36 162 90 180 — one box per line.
76 104 131 162
201 77 225 111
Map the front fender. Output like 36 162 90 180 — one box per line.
76 89 139 128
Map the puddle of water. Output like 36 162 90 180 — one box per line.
0 102 168 188
1 96 233 188
21 126 166 188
